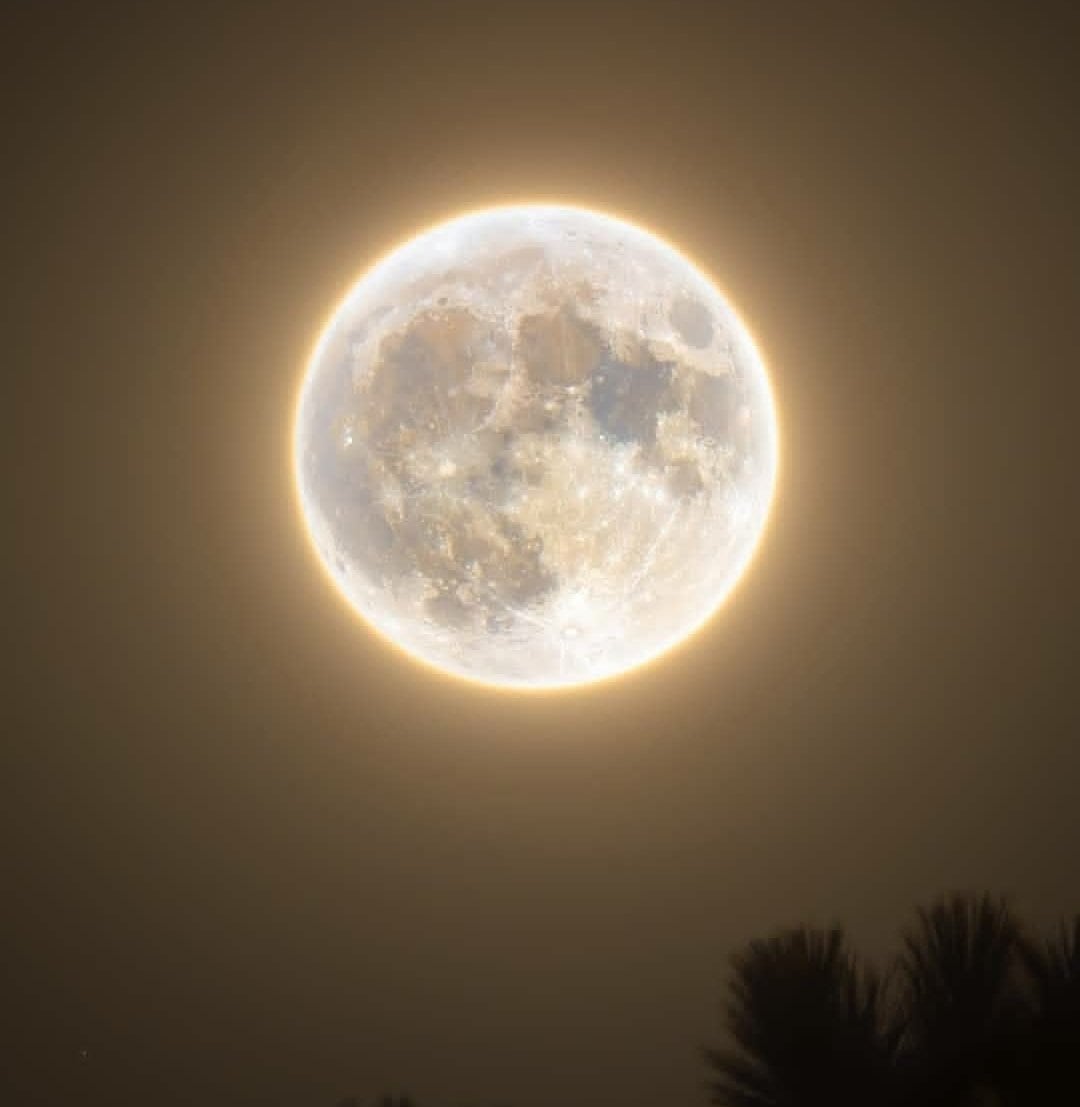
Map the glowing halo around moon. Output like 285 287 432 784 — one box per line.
293 203 779 691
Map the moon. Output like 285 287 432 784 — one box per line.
293 204 778 690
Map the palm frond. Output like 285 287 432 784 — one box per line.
706 926 894 1106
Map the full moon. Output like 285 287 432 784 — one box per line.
294 205 778 690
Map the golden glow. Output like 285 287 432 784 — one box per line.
290 201 781 694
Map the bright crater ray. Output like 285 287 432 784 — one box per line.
294 205 778 689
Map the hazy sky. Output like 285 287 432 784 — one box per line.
7 4 1078 1105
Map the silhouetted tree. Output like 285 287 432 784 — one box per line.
335 1097 416 1107
892 894 1026 1105
704 926 897 1106
1018 914 1080 1100
707 895 1080 1107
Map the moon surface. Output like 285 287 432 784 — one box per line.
294 205 778 689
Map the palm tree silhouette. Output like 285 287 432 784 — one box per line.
1018 914 1080 1099
890 894 1027 1105
704 926 896 1106
335 1097 416 1107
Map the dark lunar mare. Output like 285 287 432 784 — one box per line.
303 309 560 623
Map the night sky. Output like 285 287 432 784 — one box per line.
6 4 1079 1105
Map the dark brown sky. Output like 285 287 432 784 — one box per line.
6 3 1079 1105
